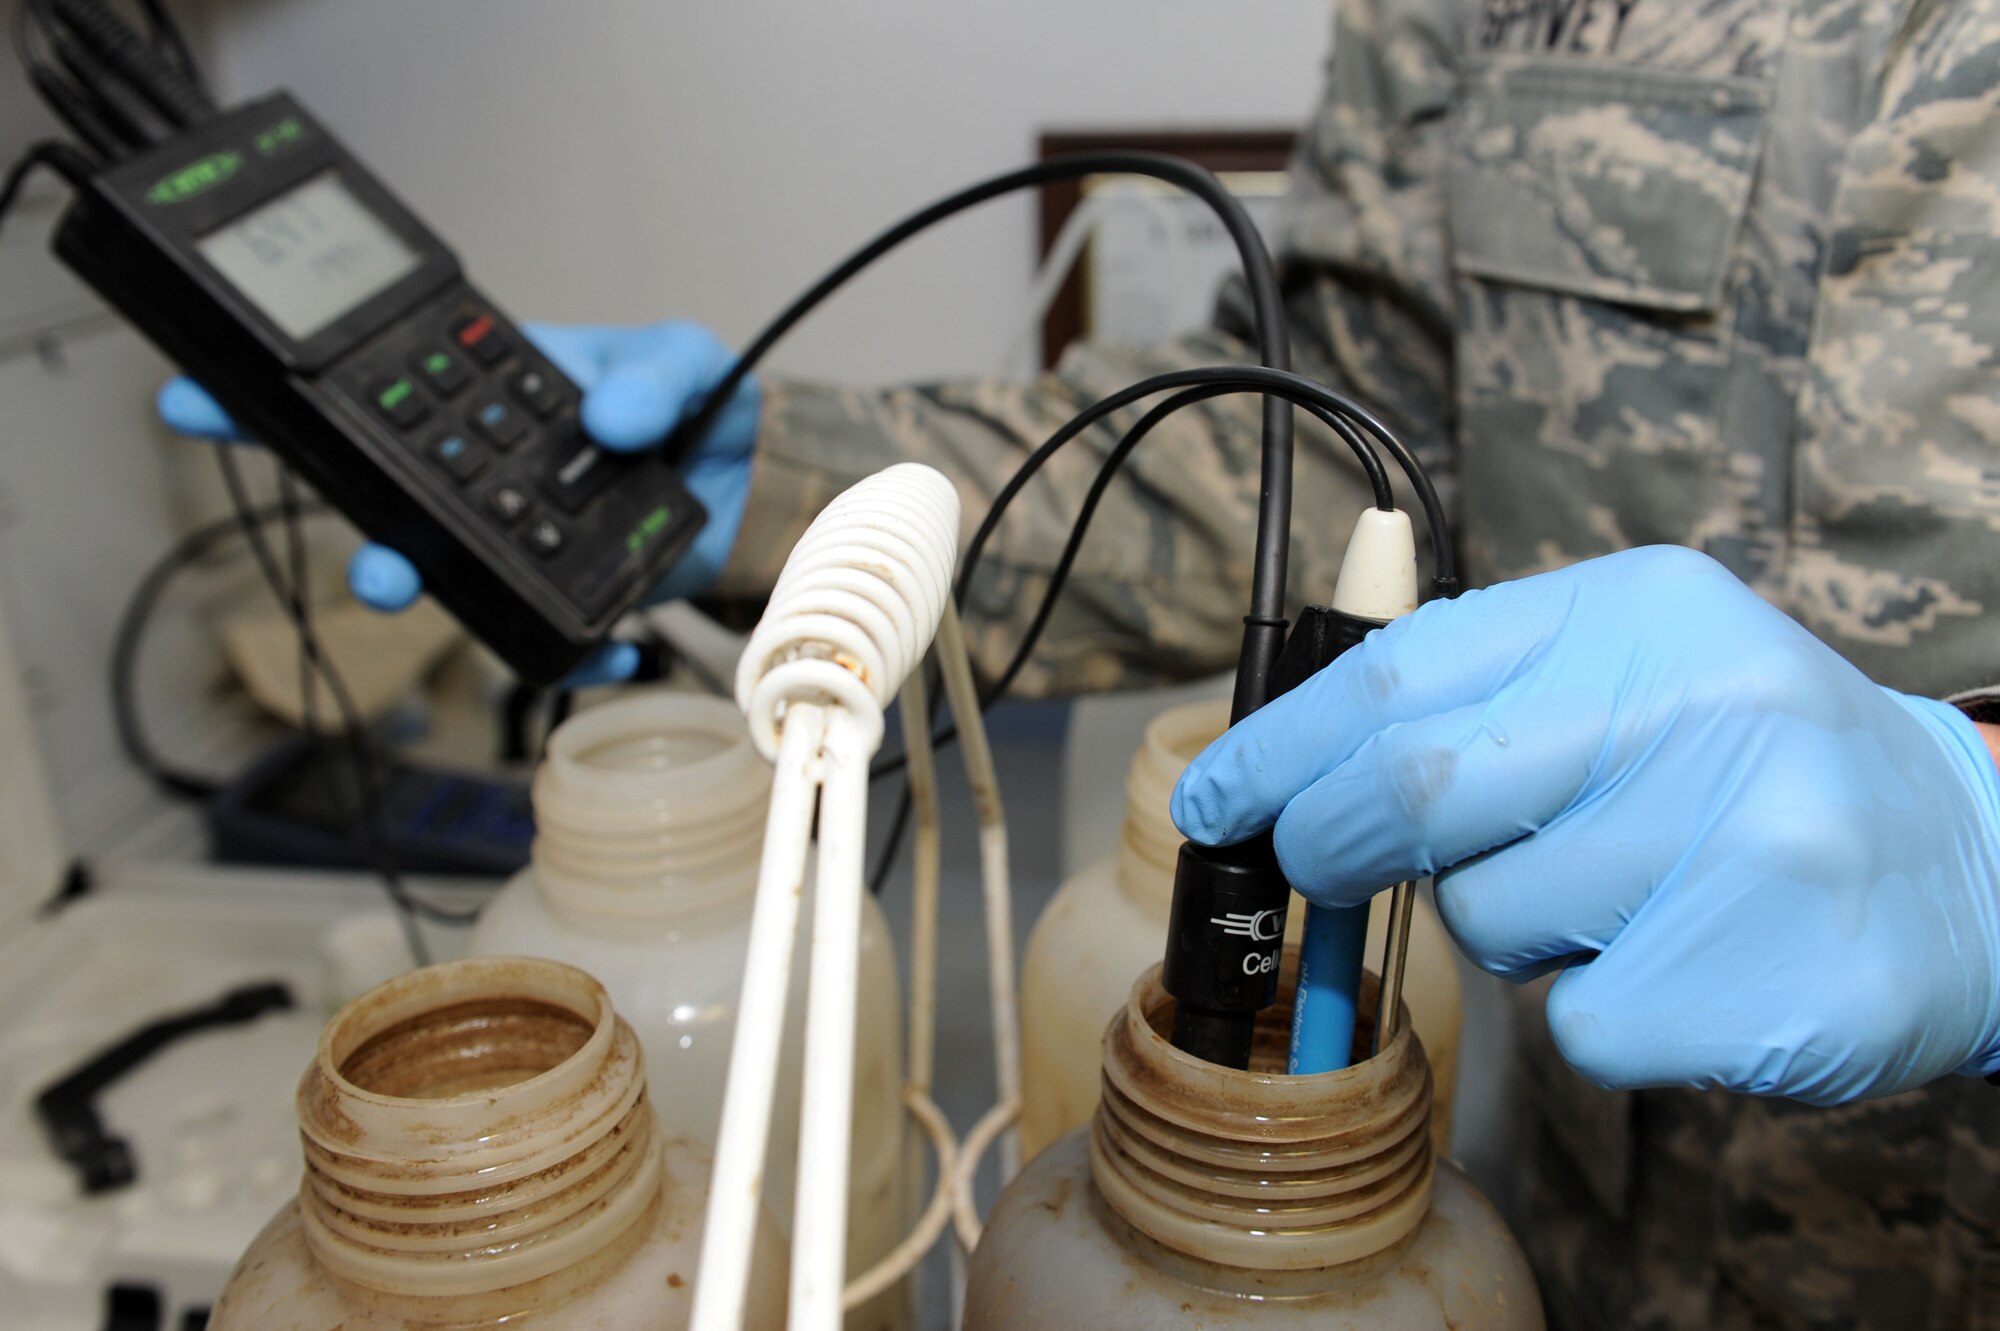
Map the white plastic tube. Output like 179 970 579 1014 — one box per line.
791 706 875 1328
688 704 824 1331
839 641 964 1320
934 602 1022 1185
841 676 955 1315
695 464 961 1331
900 671 942 1128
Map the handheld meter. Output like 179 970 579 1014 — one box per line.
48 91 707 684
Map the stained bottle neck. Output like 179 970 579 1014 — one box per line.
1090 956 1435 1294
294 957 663 1298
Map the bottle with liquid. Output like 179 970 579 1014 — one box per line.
1020 697 1463 1159
967 954 1542 1330
209 956 788 1328
465 693 907 1328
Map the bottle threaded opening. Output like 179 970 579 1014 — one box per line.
338 997 595 1098
1090 951 1434 1281
296 957 662 1298
531 694 771 918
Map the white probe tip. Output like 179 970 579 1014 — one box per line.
1330 508 1418 622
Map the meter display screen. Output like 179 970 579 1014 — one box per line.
197 172 420 339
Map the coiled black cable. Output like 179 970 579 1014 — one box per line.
865 366 1453 891
667 151 1299 719
43 0 210 126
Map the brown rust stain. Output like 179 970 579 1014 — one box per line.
308 1107 651 1220
298 978 643 1189
1120 962 1426 1147
338 998 594 1099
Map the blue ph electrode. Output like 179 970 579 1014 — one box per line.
1287 507 1419 1075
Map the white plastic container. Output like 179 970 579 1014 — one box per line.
968 959 1540 1330
209 956 789 1328
1021 698 1462 1159
464 694 906 1327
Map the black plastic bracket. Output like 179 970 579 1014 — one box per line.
36 980 296 1194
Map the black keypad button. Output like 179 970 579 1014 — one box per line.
522 516 566 558
470 399 530 450
509 368 566 420
485 485 532 527
451 312 511 366
428 433 486 483
413 347 473 398
542 441 620 514
370 376 429 430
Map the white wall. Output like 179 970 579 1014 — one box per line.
203 0 1334 382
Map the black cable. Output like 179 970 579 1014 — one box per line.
27 62 121 155
134 0 197 84
44 0 210 125
539 689 576 763
110 501 323 799
665 151 1298 719
497 683 541 764
268 477 400 968
868 790 913 895
17 0 145 152
202 465 413 963
954 366 1453 610
661 155 1301 896
275 464 320 742
212 451 475 922
43 7 164 147
864 386 1396 889
982 389 1395 704
13 0 206 153
10 0 43 72
210 448 476 957
864 368 1453 892
0 139 94 231
639 153 1301 894
13 4 120 156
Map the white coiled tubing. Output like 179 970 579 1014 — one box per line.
697 462 964 1331
734 463 961 762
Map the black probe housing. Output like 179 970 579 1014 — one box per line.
1162 605 1384 1067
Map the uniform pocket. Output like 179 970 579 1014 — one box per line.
1447 55 1779 583
1448 55 1772 311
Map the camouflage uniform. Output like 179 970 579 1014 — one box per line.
715 0 2000 1324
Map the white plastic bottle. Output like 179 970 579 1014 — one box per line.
466 693 906 1329
1020 697 1463 1159
968 957 1541 1330
210 956 789 1328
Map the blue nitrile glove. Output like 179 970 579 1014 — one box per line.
1172 546 2000 1104
156 321 760 686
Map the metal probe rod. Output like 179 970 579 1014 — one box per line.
1373 881 1417 1056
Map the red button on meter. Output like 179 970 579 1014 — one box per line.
451 313 510 366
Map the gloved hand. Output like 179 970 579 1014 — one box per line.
1172 546 2000 1104
157 321 761 686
